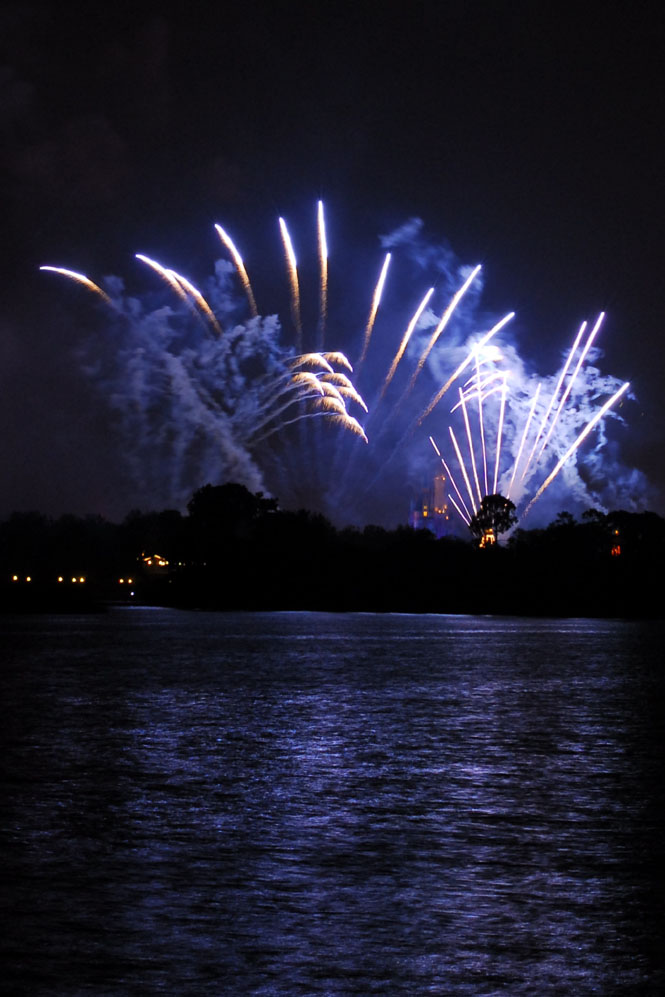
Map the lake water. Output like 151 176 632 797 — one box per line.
1 609 664 995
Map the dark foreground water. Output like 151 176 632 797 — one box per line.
1 610 664 995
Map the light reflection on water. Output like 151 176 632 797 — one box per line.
1 610 664 995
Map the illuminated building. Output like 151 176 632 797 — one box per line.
408 473 450 538
141 552 170 573
610 527 621 556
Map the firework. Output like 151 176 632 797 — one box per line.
506 382 540 500
357 252 391 369
163 268 222 335
436 312 630 530
430 436 472 524
535 312 604 459
458 388 482 504
449 426 477 516
493 377 508 495
417 313 515 424
406 264 482 398
379 287 434 399
279 216 302 347
317 200 328 346
39 266 112 305
524 381 630 518
135 254 190 304
40 204 635 528
214 225 258 317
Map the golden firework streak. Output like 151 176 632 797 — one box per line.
317 200 328 346
279 217 302 348
214 224 258 317
357 253 391 368
39 267 112 305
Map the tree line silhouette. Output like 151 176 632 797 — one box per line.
2 483 664 617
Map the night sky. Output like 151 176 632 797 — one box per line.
1 2 663 526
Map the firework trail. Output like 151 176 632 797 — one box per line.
279 216 302 349
135 254 190 304
317 200 328 347
523 381 631 518
519 319 588 483
39 266 112 305
357 252 391 370
507 382 541 500
214 225 258 317
404 264 482 400
430 436 472 523
449 426 477 515
379 287 434 400
535 312 604 460
40 204 640 527
493 377 508 495
136 256 222 335
457 388 482 504
475 353 489 496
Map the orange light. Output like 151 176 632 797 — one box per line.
26 576 32 582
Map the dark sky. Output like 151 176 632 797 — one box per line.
1 1 663 524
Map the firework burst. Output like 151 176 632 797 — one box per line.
40 203 639 527
428 317 631 531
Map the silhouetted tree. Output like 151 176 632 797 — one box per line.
187 483 277 532
468 494 517 545
550 510 576 529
